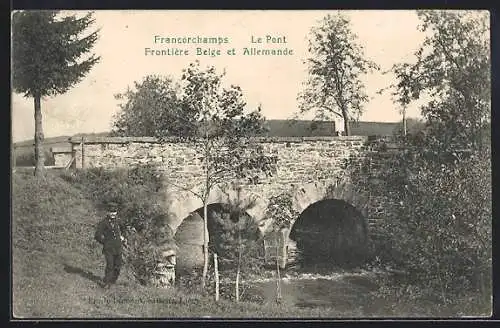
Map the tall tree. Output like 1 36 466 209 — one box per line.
12 11 100 176
112 75 198 137
388 11 490 150
298 13 379 136
169 61 276 289
358 11 492 304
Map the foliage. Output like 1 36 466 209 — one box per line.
197 187 265 301
215 220 265 301
12 11 100 97
178 61 275 187
112 75 197 137
344 14 492 308
165 61 276 287
123 222 175 285
213 210 264 271
384 11 490 151
401 150 491 295
60 166 172 284
202 198 261 263
356 12 492 303
263 192 299 231
60 166 165 231
350 141 491 302
392 118 426 139
298 13 379 135
12 10 100 175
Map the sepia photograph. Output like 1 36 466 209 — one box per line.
11 10 491 319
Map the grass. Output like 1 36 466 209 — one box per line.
11 170 490 319
10 171 345 318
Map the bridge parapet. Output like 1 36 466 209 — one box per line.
67 135 394 232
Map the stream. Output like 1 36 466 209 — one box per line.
239 269 388 311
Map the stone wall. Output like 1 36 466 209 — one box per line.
68 136 374 231
69 136 367 186
53 153 73 167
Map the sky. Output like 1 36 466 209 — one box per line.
11 10 433 142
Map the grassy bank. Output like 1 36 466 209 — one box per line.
12 170 489 318
11 170 343 318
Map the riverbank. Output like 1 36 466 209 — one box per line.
10 171 361 318
12 171 490 318
215 267 490 318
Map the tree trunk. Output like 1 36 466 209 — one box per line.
279 229 287 269
478 114 483 152
276 239 282 303
214 253 219 301
235 264 240 303
235 230 242 302
342 107 351 136
201 200 209 289
34 95 45 176
402 106 407 137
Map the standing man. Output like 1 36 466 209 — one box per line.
95 202 125 289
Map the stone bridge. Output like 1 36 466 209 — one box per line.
67 136 384 233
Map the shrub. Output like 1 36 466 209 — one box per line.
123 222 176 285
197 203 262 270
348 142 491 303
59 165 173 285
60 165 164 231
264 192 299 230
396 150 491 295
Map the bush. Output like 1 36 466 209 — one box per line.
123 222 175 285
348 142 491 303
60 165 173 285
60 165 164 231
396 150 491 295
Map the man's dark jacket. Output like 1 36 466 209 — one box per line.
95 217 123 254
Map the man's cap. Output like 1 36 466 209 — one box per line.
106 202 119 212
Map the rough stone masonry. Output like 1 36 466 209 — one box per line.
68 136 377 232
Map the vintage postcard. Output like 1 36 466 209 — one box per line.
11 10 491 319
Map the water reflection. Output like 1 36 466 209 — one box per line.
249 272 382 310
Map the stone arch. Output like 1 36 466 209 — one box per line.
160 181 270 234
273 174 368 229
161 172 368 238
290 175 369 223
322 174 370 218
289 198 369 267
269 176 369 267
174 200 262 271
